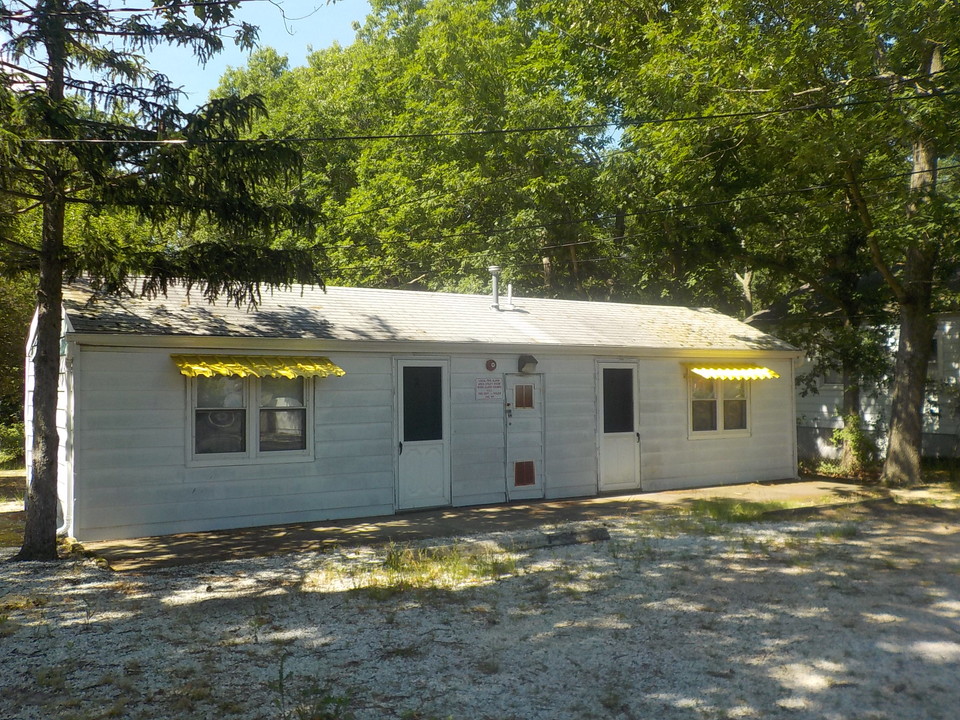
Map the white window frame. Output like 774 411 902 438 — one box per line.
187 375 314 467
688 374 752 439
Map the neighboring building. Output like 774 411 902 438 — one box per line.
796 313 960 462
27 278 801 541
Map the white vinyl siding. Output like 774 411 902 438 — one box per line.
71 349 395 540
64 342 797 541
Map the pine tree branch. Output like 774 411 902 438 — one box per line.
0 187 45 203
0 234 39 255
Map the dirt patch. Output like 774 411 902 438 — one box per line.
2 502 958 720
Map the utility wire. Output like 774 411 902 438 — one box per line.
18 89 960 145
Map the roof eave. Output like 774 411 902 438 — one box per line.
64 331 801 359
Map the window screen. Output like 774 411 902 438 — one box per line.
603 368 634 434
403 365 443 441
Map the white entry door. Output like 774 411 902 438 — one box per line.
598 364 641 492
505 373 545 500
397 360 451 510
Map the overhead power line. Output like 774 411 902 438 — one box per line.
18 89 960 145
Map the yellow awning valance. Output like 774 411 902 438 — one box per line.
685 364 780 381
172 355 345 379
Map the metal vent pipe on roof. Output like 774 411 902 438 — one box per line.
489 265 501 310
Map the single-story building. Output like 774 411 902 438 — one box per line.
797 313 960 462
28 277 801 541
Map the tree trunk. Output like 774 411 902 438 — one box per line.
735 269 753 317
15 1 66 560
877 42 941 487
880 135 938 485
881 296 935 485
542 254 554 290
16 197 64 560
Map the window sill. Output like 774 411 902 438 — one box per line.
687 429 752 441
187 451 314 468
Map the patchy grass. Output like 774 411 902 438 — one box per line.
684 498 800 523
0 468 25 548
0 468 25 503
302 542 518 598
0 510 24 548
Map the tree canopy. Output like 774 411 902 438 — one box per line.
216 0 960 481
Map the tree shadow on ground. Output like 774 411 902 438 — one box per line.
2 504 958 720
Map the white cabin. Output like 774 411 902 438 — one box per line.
29 281 801 541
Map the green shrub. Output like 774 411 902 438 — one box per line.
0 422 25 467
830 413 877 476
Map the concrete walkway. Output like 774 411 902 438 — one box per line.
81 478 882 572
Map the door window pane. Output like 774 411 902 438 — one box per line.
603 368 634 433
515 384 534 409
514 460 536 487
403 366 443 441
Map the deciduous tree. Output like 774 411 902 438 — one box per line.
545 0 960 481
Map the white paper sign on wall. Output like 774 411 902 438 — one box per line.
475 376 504 401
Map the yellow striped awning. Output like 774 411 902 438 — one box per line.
171 355 345 379
685 364 780 381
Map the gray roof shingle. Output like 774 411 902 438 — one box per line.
63 281 795 353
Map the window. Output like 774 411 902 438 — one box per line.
192 375 311 462
514 460 536 487
690 376 749 434
514 383 534 409
821 368 843 385
602 367 635 434
402 365 443 442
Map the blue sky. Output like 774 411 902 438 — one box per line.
146 0 371 103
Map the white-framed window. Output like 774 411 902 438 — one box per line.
190 375 312 464
689 375 750 436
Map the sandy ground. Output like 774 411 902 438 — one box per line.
2 500 959 720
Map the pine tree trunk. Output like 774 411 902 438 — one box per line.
15 1 66 560
16 199 64 560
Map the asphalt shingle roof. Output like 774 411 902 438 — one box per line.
62 282 795 353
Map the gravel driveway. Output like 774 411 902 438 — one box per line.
2 500 958 720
